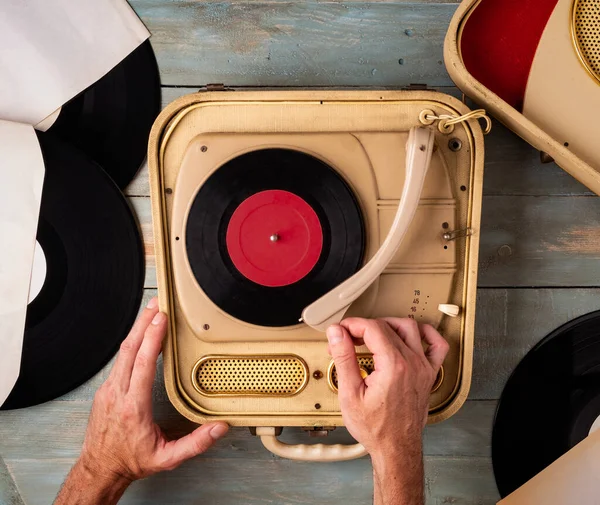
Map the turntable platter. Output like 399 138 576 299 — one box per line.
185 148 365 327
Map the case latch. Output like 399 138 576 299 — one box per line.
202 83 227 92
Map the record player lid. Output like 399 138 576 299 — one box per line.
498 430 600 505
444 0 600 196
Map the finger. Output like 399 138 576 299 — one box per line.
380 317 424 355
340 318 403 358
161 422 229 469
421 324 450 372
326 335 365 356
128 311 168 399
326 325 364 399
110 297 160 389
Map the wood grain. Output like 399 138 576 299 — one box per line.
0 399 495 461
472 288 600 400
0 456 24 505
478 196 600 287
131 1 457 88
5 455 499 505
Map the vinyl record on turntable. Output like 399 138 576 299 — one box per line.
185 148 365 327
47 40 161 189
492 311 600 497
0 133 145 410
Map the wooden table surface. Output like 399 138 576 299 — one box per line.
2 1 600 503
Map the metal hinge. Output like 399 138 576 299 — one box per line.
202 83 227 92
301 426 337 438
403 83 429 91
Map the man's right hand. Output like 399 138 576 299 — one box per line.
326 317 449 505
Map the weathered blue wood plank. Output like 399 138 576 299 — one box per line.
5 456 499 505
478 196 600 288
471 288 600 399
131 1 458 87
0 456 24 505
0 400 495 461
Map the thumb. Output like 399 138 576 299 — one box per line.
326 324 363 399
160 422 229 469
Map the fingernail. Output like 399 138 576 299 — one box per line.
152 312 165 325
209 423 228 440
326 325 344 345
146 297 158 309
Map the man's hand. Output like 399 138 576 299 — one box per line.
326 318 449 505
54 297 229 505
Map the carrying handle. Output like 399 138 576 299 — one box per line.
301 127 436 331
256 427 368 462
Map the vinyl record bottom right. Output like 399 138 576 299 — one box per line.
492 310 600 497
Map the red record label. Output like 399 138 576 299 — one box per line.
226 190 323 287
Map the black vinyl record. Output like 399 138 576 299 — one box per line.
1 133 144 410
48 40 161 189
492 311 600 497
185 149 365 327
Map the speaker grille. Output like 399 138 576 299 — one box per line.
328 356 444 393
192 355 308 396
574 0 600 82
329 355 375 391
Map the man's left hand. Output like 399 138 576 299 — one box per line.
79 297 228 483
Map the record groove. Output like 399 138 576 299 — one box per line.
185 148 365 327
1 133 145 410
49 40 161 189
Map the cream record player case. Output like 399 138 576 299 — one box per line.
148 90 485 461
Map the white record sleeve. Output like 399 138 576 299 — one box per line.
0 120 45 406
0 0 149 126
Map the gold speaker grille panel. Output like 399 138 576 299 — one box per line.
328 356 444 394
573 0 600 82
192 355 308 396
328 355 375 392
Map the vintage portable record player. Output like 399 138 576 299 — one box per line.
148 90 485 461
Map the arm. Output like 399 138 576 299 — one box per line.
54 297 229 505
326 317 449 505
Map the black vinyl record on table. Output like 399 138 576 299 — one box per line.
185 148 365 327
492 311 600 497
1 133 145 410
48 40 161 189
